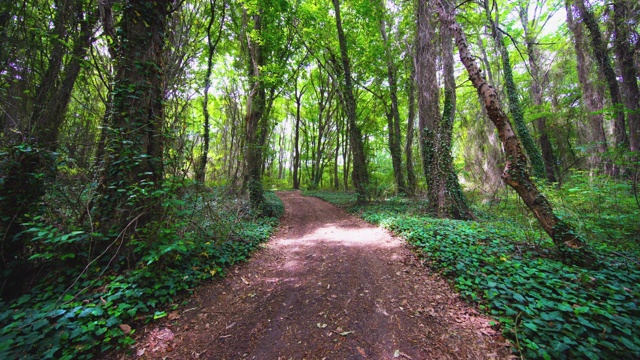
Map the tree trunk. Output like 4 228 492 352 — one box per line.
196 0 226 183
309 70 334 189
565 2 609 171
485 0 547 180
334 125 340 189
1 2 97 271
435 0 474 220
380 12 406 195
405 42 417 197
440 8 590 258
416 0 440 196
95 0 173 239
575 0 629 151
332 0 368 201
416 0 472 219
292 81 305 190
243 7 268 211
613 0 640 153
519 6 558 182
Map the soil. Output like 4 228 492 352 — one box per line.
125 191 511 359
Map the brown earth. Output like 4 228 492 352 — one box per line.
125 191 511 359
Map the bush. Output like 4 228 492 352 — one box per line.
0 186 283 359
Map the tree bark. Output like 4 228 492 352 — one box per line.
405 42 417 196
379 11 406 195
95 0 173 238
436 0 474 219
565 2 609 171
292 81 305 189
485 0 547 180
575 0 629 151
440 8 589 255
1 2 97 271
242 6 268 211
196 0 226 183
332 0 369 201
613 0 640 153
416 0 472 219
519 5 558 182
416 0 440 196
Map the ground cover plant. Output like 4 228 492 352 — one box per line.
306 177 640 360
0 185 283 360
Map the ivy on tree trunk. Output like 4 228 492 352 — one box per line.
439 5 593 261
332 0 369 202
485 0 547 181
94 0 173 246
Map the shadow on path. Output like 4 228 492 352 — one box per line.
130 191 509 359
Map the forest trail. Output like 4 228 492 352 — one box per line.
130 191 510 359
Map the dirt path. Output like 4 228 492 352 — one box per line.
130 191 510 359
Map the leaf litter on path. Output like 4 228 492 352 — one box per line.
115 191 510 359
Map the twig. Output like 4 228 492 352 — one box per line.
514 312 524 360
54 211 147 307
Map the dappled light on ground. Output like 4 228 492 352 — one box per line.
127 191 509 359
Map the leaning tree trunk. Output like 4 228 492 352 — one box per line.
439 7 590 258
332 0 369 201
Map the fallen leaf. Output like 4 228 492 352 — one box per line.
241 277 249 285
119 324 132 334
357 347 366 356
394 349 400 358
339 331 353 336
168 311 180 321
316 323 327 328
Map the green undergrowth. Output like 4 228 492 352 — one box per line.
468 172 640 252
306 190 640 359
0 189 282 359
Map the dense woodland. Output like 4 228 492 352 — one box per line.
0 0 639 358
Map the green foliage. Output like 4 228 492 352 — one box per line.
311 191 640 359
261 191 285 219
0 185 283 359
469 172 640 251
0 144 57 267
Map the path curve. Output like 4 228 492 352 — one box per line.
131 191 509 359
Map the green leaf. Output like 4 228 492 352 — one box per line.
153 311 167 320
522 322 538 332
